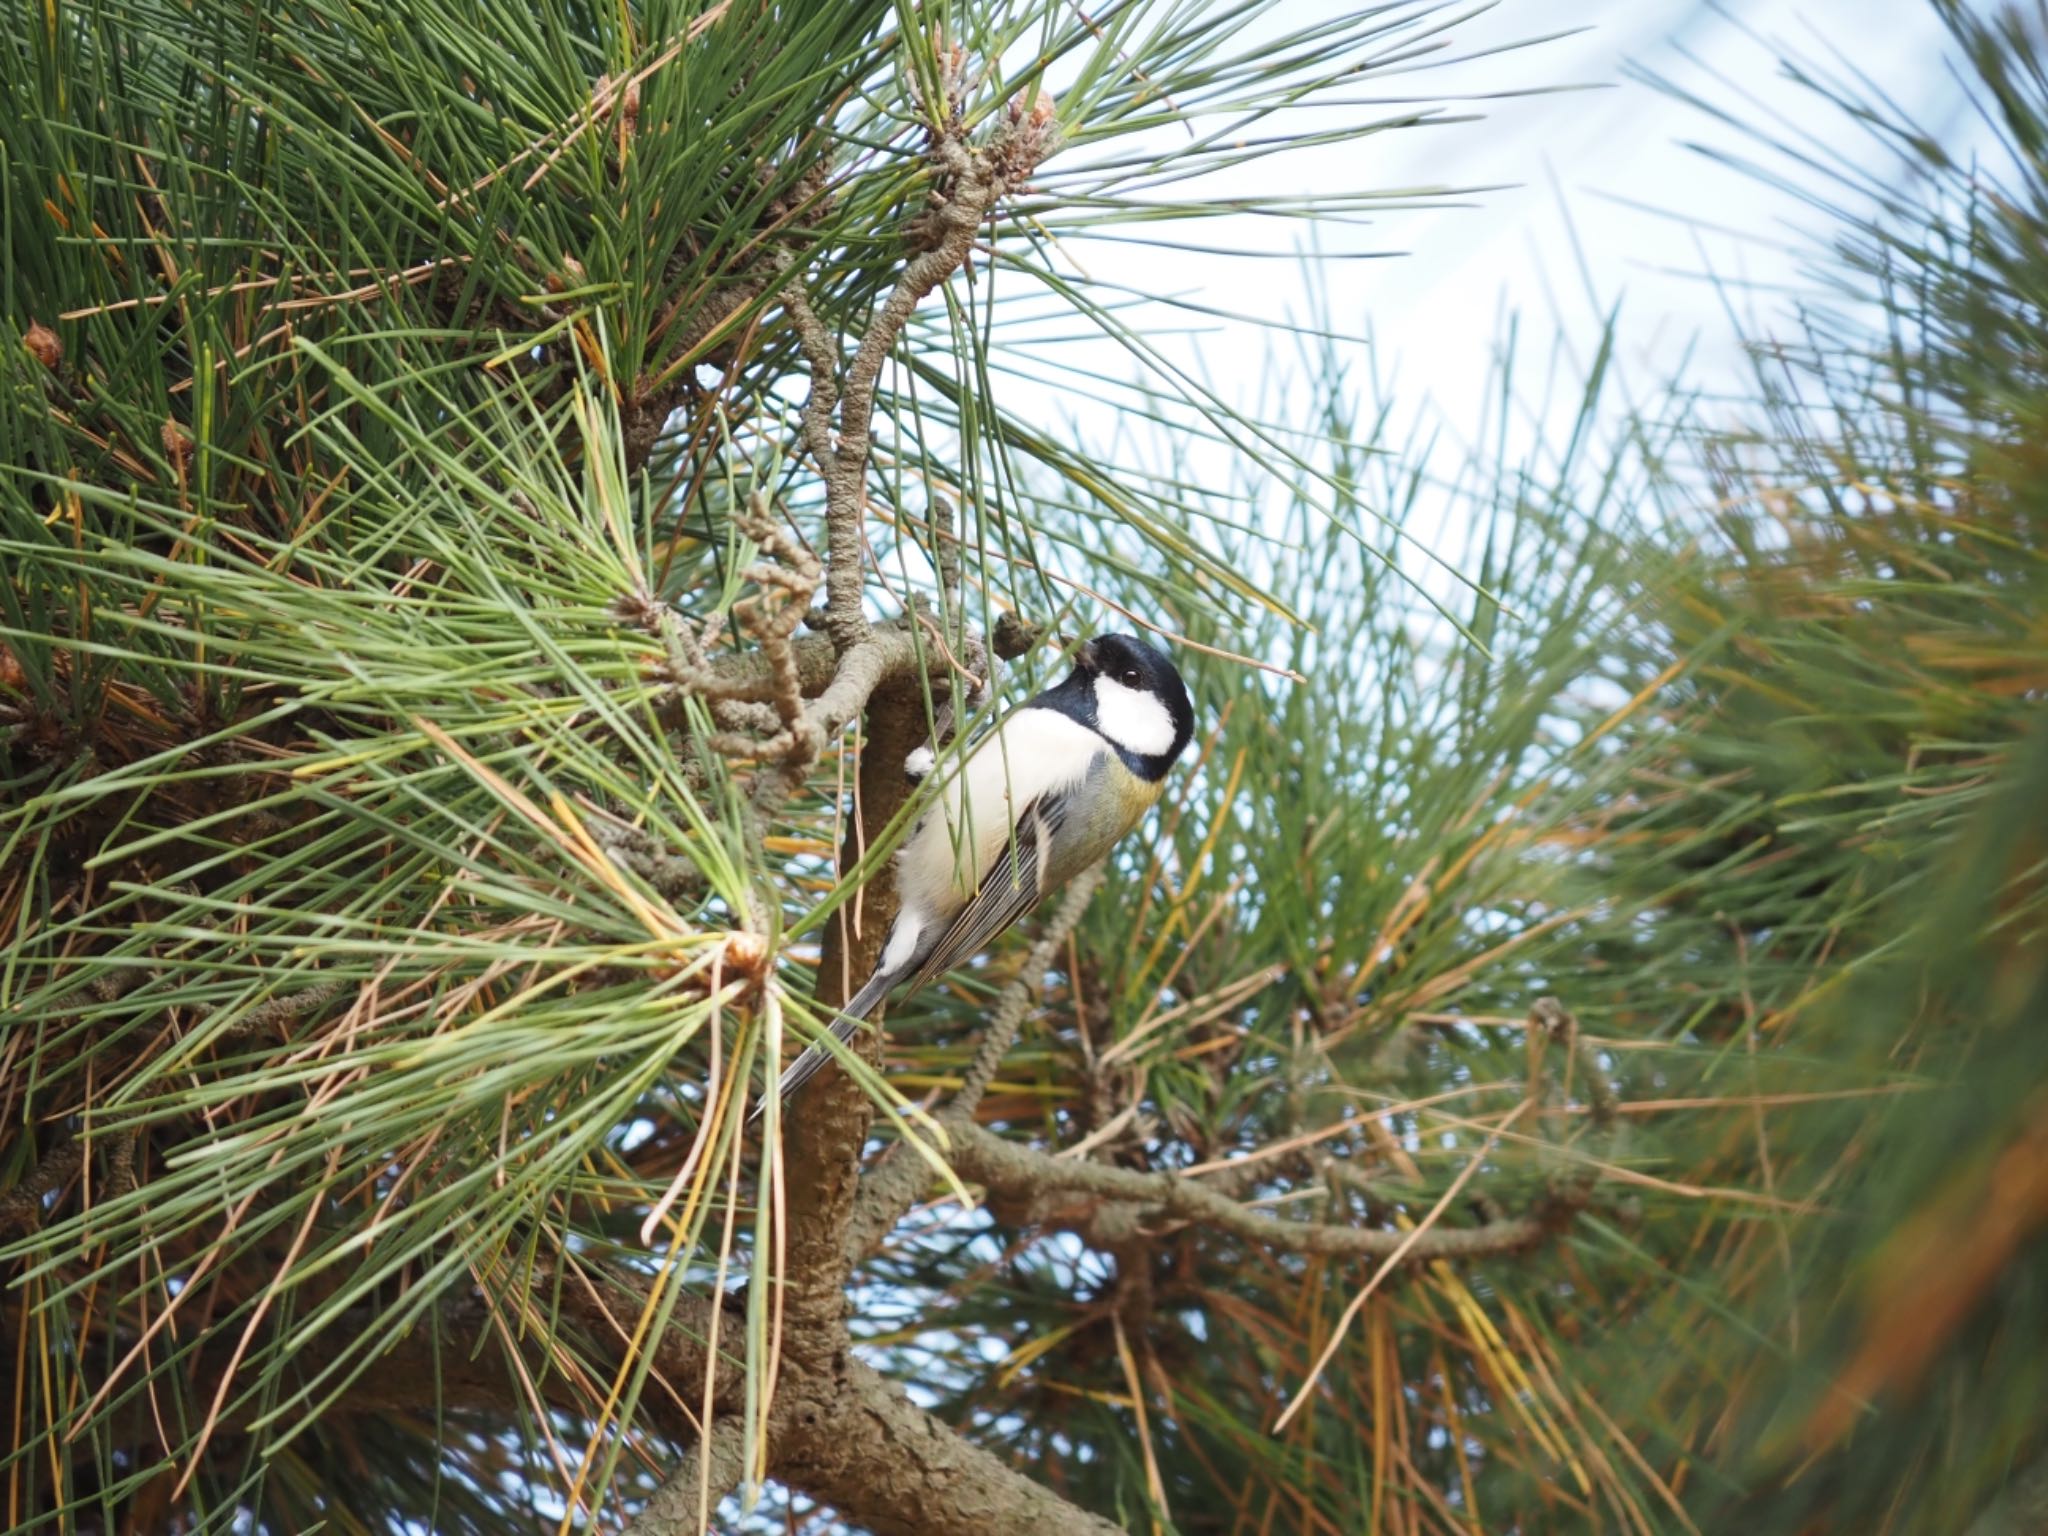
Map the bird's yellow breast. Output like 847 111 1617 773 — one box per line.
1110 757 1166 819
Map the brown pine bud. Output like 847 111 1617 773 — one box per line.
722 929 769 980
993 609 1043 659
23 320 61 370
161 419 194 470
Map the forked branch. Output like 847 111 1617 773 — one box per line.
779 105 1057 650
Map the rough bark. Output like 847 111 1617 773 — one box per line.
778 671 925 1335
772 1357 1123 1536
623 1419 752 1536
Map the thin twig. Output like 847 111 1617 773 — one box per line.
945 1118 1550 1266
0 1129 84 1235
784 112 1057 650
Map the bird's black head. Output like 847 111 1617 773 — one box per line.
1037 632 1195 781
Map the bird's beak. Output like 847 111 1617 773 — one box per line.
1071 636 1098 670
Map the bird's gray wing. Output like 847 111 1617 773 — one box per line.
755 962 898 1119
899 789 1068 995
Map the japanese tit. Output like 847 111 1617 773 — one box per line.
764 633 1195 1113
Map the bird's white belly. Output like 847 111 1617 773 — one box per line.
892 707 1105 916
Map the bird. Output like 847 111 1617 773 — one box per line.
761 632 1195 1116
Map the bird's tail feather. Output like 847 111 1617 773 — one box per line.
752 967 896 1123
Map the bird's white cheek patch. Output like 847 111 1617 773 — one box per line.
1092 676 1176 756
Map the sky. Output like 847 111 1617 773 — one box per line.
1004 0 1984 534
1302 0 1974 419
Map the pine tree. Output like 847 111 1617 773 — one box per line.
3 2 2043 1533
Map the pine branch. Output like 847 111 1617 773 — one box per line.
661 607 947 784
748 98 1063 1335
0 1130 83 1237
623 1419 750 1536
847 996 1616 1274
771 1356 1122 1536
776 257 843 487
775 674 927 1331
943 1119 1557 1264
786 109 1057 650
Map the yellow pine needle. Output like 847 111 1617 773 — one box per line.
1126 744 1248 997
1431 1264 1574 1473
1454 1281 1588 1494
1185 744 1248 884
1400 907 1588 1014
1112 1314 1170 1535
363 718 697 951
1369 1305 1389 1535
1101 881 1253 1067
1274 1099 1531 1434
1578 655 1692 754
995 1319 1088 1387
549 790 690 941
763 834 835 855
561 1054 741 1536
1571 1373 1704 1536
1036 1380 1138 1409
1356 854 1440 987
1430 1344 1483 1534
1496 1303 1649 1534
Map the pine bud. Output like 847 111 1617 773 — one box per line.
23 320 60 370
723 929 768 979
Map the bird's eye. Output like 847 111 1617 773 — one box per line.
1121 668 1140 686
